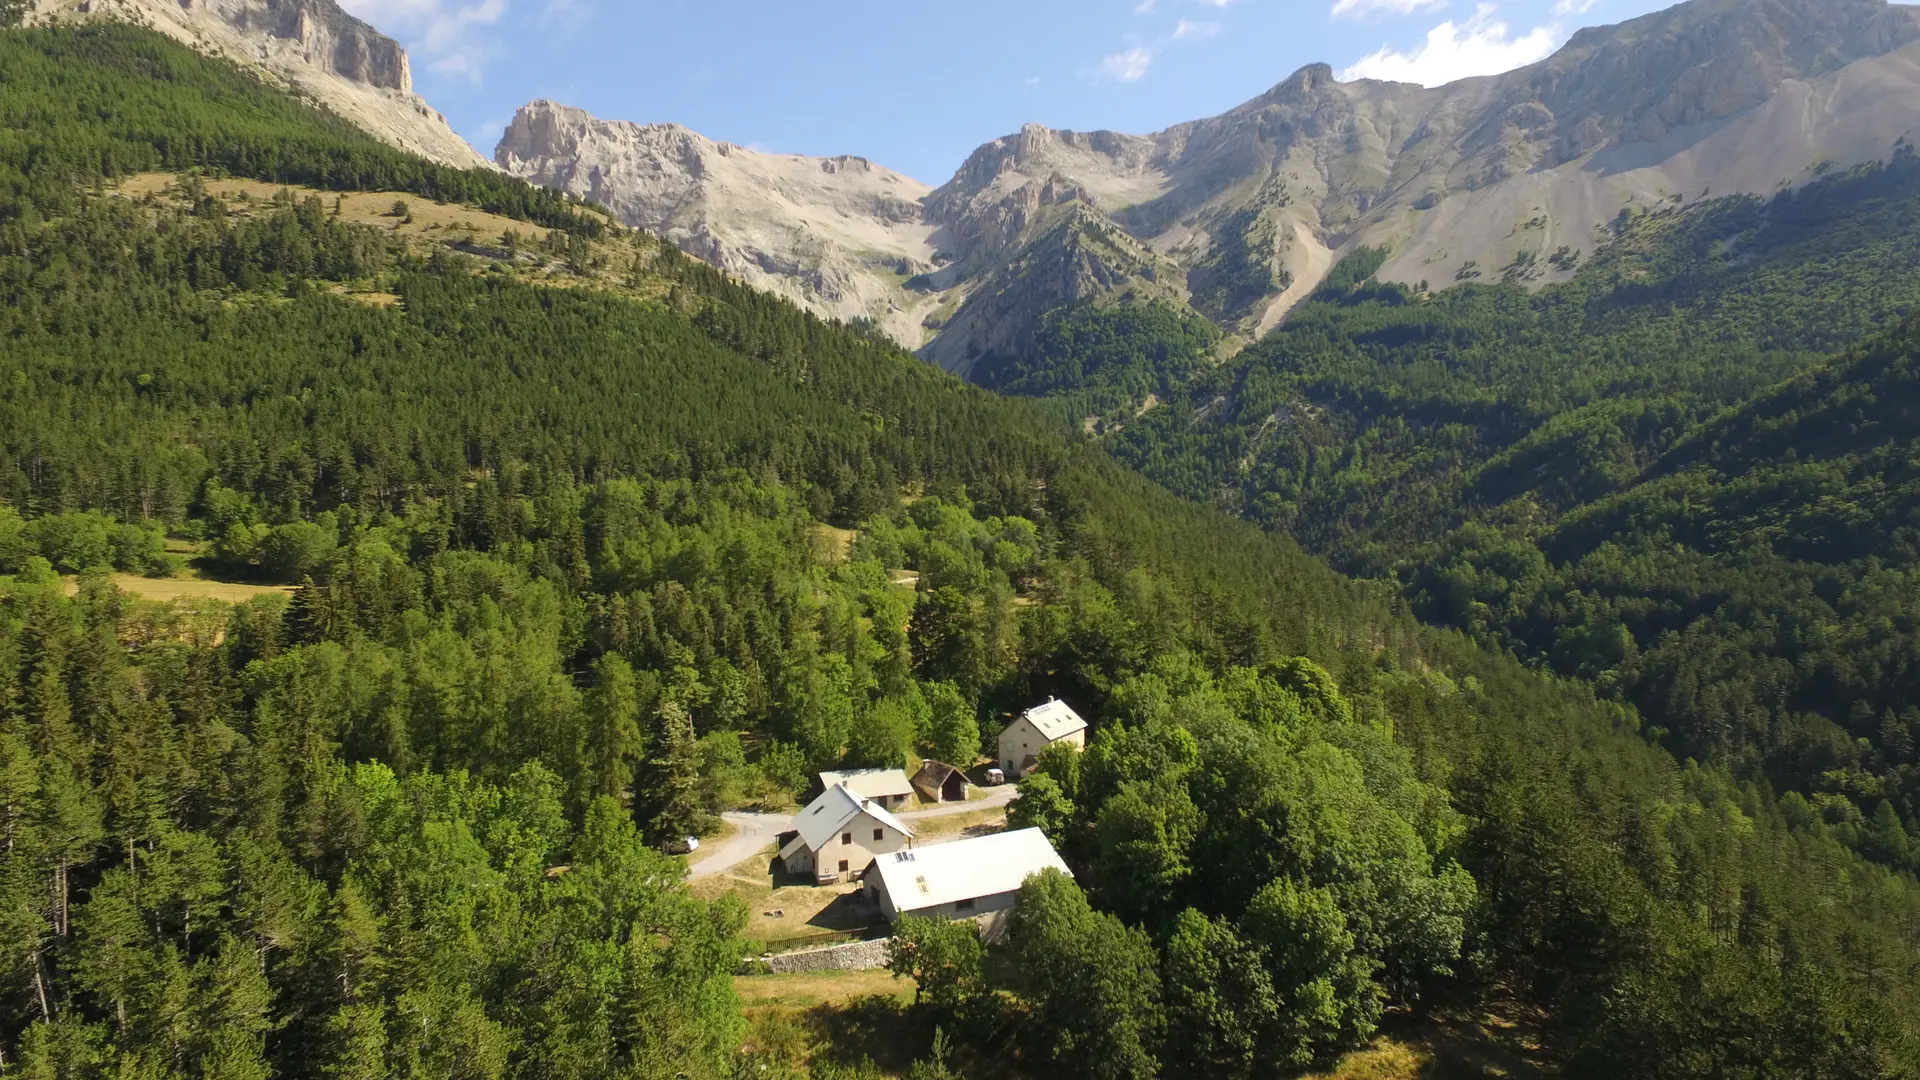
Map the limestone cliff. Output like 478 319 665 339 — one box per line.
32 0 491 170
498 0 1920 374
496 101 946 346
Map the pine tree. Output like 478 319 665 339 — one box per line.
642 698 703 844
583 653 643 803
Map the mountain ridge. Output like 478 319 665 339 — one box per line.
493 0 1920 375
28 0 491 169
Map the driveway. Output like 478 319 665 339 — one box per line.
688 810 788 879
688 783 1021 879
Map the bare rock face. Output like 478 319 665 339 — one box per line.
505 0 1920 374
33 0 490 170
497 101 946 348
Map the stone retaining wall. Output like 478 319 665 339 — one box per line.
748 936 892 974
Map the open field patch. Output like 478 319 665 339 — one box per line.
64 574 295 604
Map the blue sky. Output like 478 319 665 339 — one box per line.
341 0 1676 183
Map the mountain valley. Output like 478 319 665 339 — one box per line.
4 4 1920 1079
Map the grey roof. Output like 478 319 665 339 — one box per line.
1015 698 1087 741
912 760 964 784
787 782 914 853
872 828 1071 913
817 768 915 800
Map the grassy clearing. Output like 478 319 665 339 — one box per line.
908 807 1008 841
734 969 912 1009
116 172 534 239
811 523 858 563
1305 1003 1557 1080
109 173 670 302
690 853 881 946
64 574 294 604
739 982 923 1079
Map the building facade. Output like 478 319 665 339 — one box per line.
997 698 1088 779
778 783 914 884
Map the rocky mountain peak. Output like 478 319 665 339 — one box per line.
193 0 413 92
33 0 489 168
1266 62 1340 100
492 0 1920 376
495 100 940 344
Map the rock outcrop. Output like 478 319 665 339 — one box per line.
504 0 1920 374
496 101 945 346
32 0 490 170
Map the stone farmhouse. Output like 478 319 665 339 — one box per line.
778 782 913 885
997 698 1087 778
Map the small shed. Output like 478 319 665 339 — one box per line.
867 828 1072 922
911 760 970 803
817 768 915 811
997 698 1088 779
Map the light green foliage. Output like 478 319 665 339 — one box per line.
0 508 171 576
1007 870 1163 1080
1162 909 1282 1078
1241 877 1377 1061
583 652 645 801
885 914 985 1013
920 680 979 767
1006 773 1075 843
1024 661 1475 1068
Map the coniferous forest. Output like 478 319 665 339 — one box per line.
2 20 1920 1080
1097 151 1920 885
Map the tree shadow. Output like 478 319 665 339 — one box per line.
806 889 885 933
807 994 924 1075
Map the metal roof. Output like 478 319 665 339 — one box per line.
1016 698 1087 741
872 828 1072 914
912 760 964 785
817 768 916 800
788 782 914 852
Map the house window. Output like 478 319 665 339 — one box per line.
838 860 849 873
842 832 852 845
873 828 884 841
954 897 976 912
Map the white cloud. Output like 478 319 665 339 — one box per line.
338 0 508 84
1331 0 1447 17
1100 46 1156 81
1340 4 1559 86
1551 0 1599 14
1024 75 1043 90
1192 0 1236 7
1173 18 1219 39
1134 0 1158 12
542 0 592 30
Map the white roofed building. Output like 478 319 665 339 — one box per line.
868 828 1072 922
778 782 914 885
998 698 1088 779
817 767 915 810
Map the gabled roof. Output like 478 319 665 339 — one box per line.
818 767 915 800
1013 698 1087 741
912 760 963 785
872 828 1072 913
788 782 914 853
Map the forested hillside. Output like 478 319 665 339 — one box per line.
1089 152 1920 877
2 21 1919 1080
